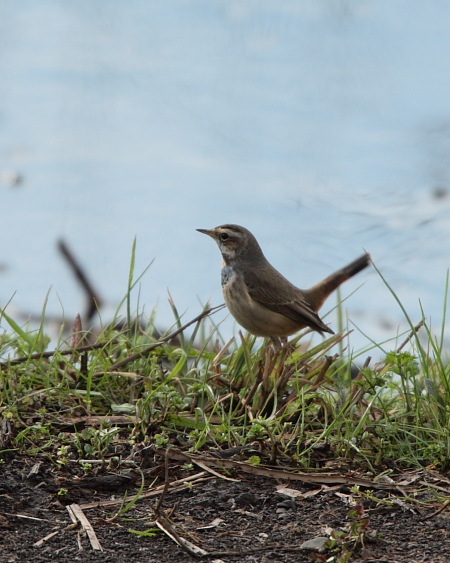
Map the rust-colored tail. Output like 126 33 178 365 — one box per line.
305 253 371 311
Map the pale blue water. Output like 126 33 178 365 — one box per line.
1 1 450 351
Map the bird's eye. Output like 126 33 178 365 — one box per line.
220 233 230 241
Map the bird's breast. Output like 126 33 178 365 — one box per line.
221 263 237 288
220 264 300 337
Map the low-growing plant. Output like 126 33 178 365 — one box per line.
0 247 449 479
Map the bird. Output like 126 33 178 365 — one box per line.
197 224 371 339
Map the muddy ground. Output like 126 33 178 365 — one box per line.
1 448 450 563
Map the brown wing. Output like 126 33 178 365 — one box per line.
242 268 334 335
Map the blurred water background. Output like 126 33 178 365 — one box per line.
1 1 450 352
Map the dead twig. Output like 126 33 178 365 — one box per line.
422 499 450 521
157 447 411 491
155 515 209 558
150 449 209 558
0 341 110 369
154 448 170 514
79 471 212 510
397 320 424 352
33 531 61 548
66 504 103 551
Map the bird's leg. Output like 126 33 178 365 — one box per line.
270 336 287 352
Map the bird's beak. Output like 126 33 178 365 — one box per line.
196 228 215 238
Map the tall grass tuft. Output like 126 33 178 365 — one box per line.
1 257 449 472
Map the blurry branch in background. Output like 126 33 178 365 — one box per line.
57 239 103 323
2 239 222 355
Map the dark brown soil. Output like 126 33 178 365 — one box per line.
1 451 450 563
